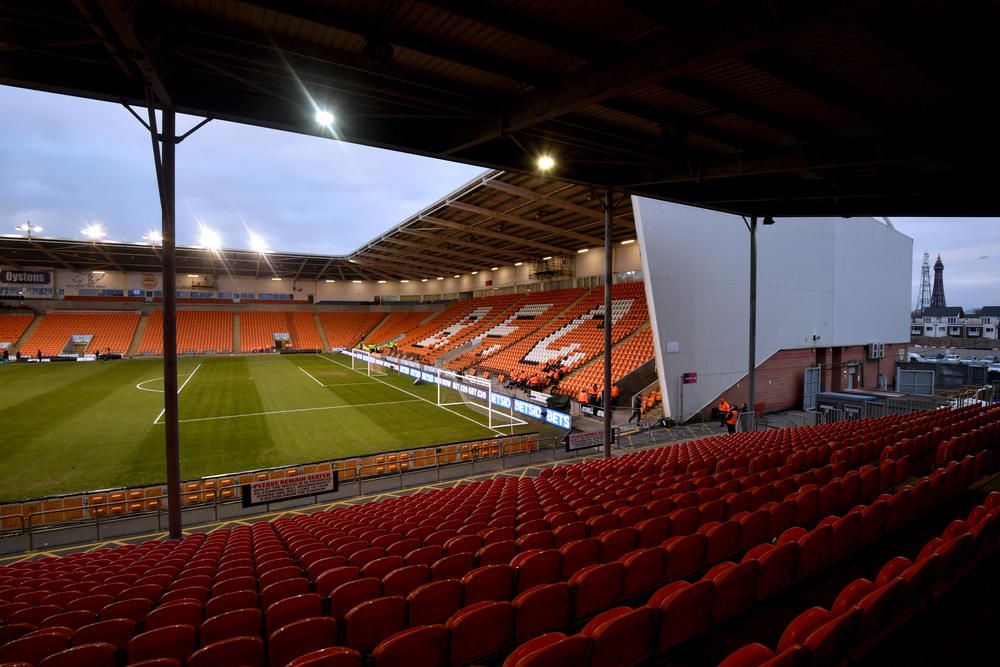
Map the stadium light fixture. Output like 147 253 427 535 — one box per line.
454 274 460 278
536 155 555 171
199 225 222 251
249 232 270 254
514 262 523 266
325 279 336 283
471 271 478 275
542 256 552 261
491 267 499 271
91 270 105 275
578 248 590 254
621 239 636 245
378 280 386 284
400 279 409 283
351 279 362 283
143 230 162 245
421 278 428 282
82 223 106 240
187 274 200 278
314 109 335 127
437 276 444 280
271 277 282 281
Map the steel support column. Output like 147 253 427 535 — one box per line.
160 108 182 539
603 187 614 458
748 215 758 428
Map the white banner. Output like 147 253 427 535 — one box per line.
242 470 337 507
566 430 605 452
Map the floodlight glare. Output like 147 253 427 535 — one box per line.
454 274 460 278
199 225 222 251
315 109 335 127
491 267 499 271
400 279 409 283
542 256 552 261
351 280 362 283
378 280 386 284
514 262 523 266
82 223 106 240
325 279 336 283
144 230 162 244
271 277 282 281
421 278 428 282
471 271 478 275
578 248 590 254
536 155 555 171
437 276 444 280
621 239 636 245
249 232 270 254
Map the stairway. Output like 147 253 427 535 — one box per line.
233 312 241 353
128 313 149 357
10 313 44 355
314 313 331 352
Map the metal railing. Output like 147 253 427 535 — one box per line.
2 435 570 552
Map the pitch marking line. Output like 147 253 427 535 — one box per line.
171 398 421 424
318 354 507 436
153 363 202 425
297 366 326 387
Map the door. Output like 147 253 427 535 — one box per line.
803 366 821 411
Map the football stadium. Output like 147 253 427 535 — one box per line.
1 2 999 666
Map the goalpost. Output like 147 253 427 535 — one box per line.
350 348 393 376
434 368 527 433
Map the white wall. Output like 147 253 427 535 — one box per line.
633 197 912 420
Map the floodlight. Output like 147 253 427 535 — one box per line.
400 279 409 283
91 271 105 275
82 223 106 240
621 239 636 245
249 232 270 254
542 256 552 261
325 279 336 283
491 267 499 271
199 225 222 251
437 277 444 280
578 248 590 254
471 271 478 275
536 155 555 171
378 280 386 284
352 280 362 283
421 278 428 282
315 109 335 127
16 222 42 238
454 274 460 278
187 274 200 278
514 262 523 267
271 277 282 281
144 230 162 244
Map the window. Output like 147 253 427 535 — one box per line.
947 317 958 324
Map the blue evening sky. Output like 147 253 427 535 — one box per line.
0 85 997 308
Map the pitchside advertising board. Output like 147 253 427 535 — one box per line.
1 270 50 285
342 350 572 430
566 430 607 452
242 470 338 507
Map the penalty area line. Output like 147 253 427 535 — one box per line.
317 353 507 436
152 363 202 425
172 398 421 424
297 365 326 387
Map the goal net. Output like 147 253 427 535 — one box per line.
434 368 526 433
350 349 391 376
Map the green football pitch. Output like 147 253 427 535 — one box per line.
0 354 556 502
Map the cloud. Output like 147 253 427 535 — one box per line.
0 85 485 254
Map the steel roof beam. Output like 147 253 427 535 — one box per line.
444 200 604 246
420 217 567 254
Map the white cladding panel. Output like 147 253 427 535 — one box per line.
633 198 912 420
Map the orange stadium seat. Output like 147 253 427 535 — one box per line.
364 312 428 346
395 294 526 364
2 406 997 667
138 311 233 355
0 313 34 347
319 312 385 349
19 311 139 356
240 312 323 351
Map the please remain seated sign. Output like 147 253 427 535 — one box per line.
241 470 338 507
